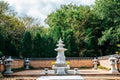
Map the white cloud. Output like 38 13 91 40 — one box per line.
3 0 95 27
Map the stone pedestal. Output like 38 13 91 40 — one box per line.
109 56 118 73
25 58 30 69
4 56 13 75
56 67 66 74
93 58 98 70
52 64 70 74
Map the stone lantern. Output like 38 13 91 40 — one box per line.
116 56 120 72
4 56 13 75
93 58 98 70
109 56 118 73
25 58 30 69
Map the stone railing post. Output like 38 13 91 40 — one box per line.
74 68 79 74
44 68 48 74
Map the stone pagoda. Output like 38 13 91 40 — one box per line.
52 38 70 74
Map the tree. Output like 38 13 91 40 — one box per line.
94 0 120 55
63 29 78 57
3 35 19 57
0 51 3 57
32 32 41 57
21 31 32 57
19 16 41 28
0 1 25 57
0 32 5 55
46 4 91 56
0 1 15 15
42 35 56 58
9 41 18 56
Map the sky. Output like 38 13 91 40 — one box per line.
3 0 95 27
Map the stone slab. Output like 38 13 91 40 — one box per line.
37 76 84 80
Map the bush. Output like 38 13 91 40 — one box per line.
98 66 110 71
12 67 24 72
0 51 3 57
79 66 92 69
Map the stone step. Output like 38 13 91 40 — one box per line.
3 70 120 77
4 73 120 77
37 76 84 80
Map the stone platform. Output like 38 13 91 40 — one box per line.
37 76 84 80
1 69 120 80
6 69 120 77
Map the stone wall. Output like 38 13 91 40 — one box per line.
0 58 94 72
99 58 119 69
98 54 119 69
99 59 111 68
0 64 4 72
2 57 120 72
30 59 93 68
30 60 53 68
68 59 93 68
12 59 24 68
1 56 120 73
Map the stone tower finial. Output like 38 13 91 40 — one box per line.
58 38 63 44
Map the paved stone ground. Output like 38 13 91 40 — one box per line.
11 69 112 75
1 76 120 80
1 69 120 80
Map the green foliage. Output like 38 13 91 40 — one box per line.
0 0 120 58
0 1 11 15
98 28 113 45
93 0 120 56
32 32 42 57
12 67 24 72
9 41 18 56
0 33 5 55
21 31 32 57
63 29 79 57
41 35 56 58
98 66 110 71
94 0 120 28
79 66 92 69
46 4 91 56
0 51 3 57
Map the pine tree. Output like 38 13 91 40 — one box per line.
21 31 32 57
32 32 41 57
0 33 5 55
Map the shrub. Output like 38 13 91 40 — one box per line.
98 66 110 71
12 67 24 72
79 66 91 69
